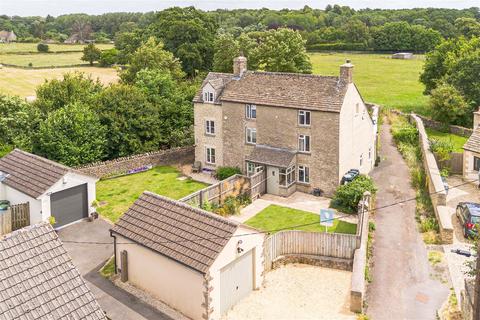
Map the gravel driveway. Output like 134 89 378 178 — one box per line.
222 264 355 320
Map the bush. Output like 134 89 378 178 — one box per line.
331 175 377 213
215 166 242 180
99 48 119 67
429 138 454 161
37 43 49 53
307 42 369 51
391 121 418 145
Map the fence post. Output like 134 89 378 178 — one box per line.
120 250 128 282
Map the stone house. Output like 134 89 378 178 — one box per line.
193 56 377 196
0 30 17 43
463 108 480 181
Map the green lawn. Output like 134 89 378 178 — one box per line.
426 128 468 153
0 43 113 54
0 52 87 67
245 204 357 234
310 52 429 116
96 166 207 222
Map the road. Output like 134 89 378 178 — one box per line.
367 124 449 320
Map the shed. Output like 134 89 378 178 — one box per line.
0 149 98 228
110 191 265 320
0 223 107 320
392 52 414 60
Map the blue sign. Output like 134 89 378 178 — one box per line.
320 209 335 227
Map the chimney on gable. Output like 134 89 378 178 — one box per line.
340 59 354 84
233 56 247 78
474 107 480 129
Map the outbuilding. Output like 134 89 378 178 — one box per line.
110 191 265 320
392 52 414 59
0 149 98 228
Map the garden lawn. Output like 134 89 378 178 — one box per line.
425 128 468 153
310 52 429 116
245 204 357 234
96 166 207 222
0 52 87 67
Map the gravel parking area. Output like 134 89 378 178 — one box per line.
222 264 355 320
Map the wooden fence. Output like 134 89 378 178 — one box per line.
180 170 266 207
436 152 463 175
0 202 30 236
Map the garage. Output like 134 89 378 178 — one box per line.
50 183 88 228
220 250 254 314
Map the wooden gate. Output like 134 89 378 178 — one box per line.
11 203 30 231
250 170 266 200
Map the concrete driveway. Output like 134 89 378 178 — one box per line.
57 219 171 320
367 124 449 320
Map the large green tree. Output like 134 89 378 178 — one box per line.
94 83 163 158
33 103 107 166
34 72 103 114
212 33 240 73
81 43 102 66
120 37 185 83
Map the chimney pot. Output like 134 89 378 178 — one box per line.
340 60 354 84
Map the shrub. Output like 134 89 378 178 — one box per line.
429 138 454 161
37 43 49 53
215 166 242 180
391 121 418 145
331 175 377 213
99 48 119 67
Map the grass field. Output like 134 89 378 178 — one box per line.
96 166 207 222
0 52 87 67
310 52 429 115
0 66 119 97
0 43 113 54
425 128 468 152
245 204 357 234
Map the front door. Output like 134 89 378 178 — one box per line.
267 166 279 195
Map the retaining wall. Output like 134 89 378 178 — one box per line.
76 146 195 179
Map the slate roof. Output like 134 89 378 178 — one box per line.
246 145 297 168
111 192 239 274
0 149 93 199
0 223 106 320
193 71 349 112
464 127 480 153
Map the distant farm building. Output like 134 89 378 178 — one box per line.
0 30 17 43
392 53 414 60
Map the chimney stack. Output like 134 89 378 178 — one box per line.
474 107 480 129
340 59 354 84
233 56 247 78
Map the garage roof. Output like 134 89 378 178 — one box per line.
111 192 239 274
0 223 107 320
0 149 91 198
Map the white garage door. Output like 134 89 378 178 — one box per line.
220 250 254 314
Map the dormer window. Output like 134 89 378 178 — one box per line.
204 91 214 103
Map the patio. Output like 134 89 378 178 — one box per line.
231 191 358 224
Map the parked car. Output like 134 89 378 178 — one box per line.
341 169 360 185
456 202 480 238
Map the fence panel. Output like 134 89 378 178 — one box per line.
250 170 266 199
264 230 358 271
11 203 30 231
0 209 12 236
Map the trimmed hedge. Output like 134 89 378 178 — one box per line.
215 166 242 180
307 42 370 51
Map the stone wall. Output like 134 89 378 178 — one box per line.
76 146 195 179
417 115 473 138
272 254 353 271
461 278 475 320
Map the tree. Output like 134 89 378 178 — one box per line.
99 48 119 67
81 43 102 66
372 22 413 51
34 72 103 114
429 83 470 126
33 103 106 166
93 83 163 158
120 37 185 83
455 17 480 38
37 43 49 53
0 94 38 153
254 28 312 73
212 33 240 73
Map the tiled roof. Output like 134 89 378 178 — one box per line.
464 127 480 153
193 72 234 104
111 192 239 274
0 149 92 199
246 145 297 168
0 223 106 320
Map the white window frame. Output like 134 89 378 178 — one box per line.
247 162 256 174
298 165 310 184
360 154 363 167
206 147 216 164
246 127 257 144
204 91 214 103
298 135 311 153
298 110 311 126
246 104 257 119
279 165 296 187
205 120 215 135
